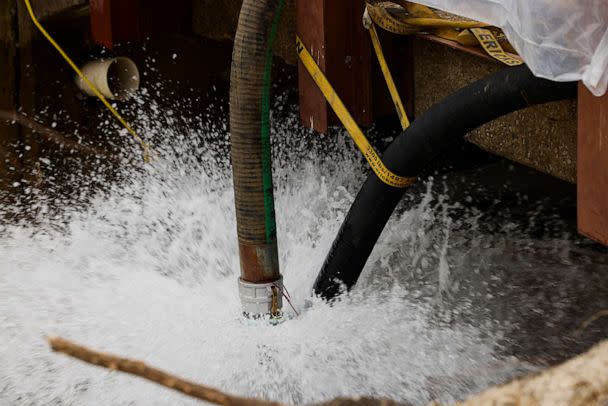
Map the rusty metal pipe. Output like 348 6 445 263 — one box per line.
230 0 285 317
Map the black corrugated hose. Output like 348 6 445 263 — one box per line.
230 0 284 284
313 65 576 300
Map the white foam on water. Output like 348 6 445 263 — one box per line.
0 95 533 406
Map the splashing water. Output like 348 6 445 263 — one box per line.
1 80 606 406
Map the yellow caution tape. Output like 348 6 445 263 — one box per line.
470 28 523 66
366 1 522 67
366 2 489 35
367 22 410 130
23 0 152 162
364 4 519 133
296 35 415 188
366 3 420 35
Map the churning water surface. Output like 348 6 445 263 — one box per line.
1 83 606 406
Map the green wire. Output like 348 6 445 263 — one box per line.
260 0 286 243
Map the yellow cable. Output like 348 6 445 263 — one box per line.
297 35 416 189
23 0 152 162
368 22 410 130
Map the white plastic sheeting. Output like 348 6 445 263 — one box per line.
414 0 608 96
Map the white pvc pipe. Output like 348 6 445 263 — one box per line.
76 57 140 101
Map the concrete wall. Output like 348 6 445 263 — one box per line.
413 40 577 183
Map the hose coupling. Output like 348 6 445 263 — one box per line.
238 276 283 318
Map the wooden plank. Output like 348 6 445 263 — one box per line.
297 0 373 132
91 0 189 49
90 0 143 49
297 0 414 133
90 0 113 48
296 0 328 132
325 0 372 127
577 83 608 246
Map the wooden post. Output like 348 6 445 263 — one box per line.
296 0 414 133
90 0 190 49
577 83 608 246
90 0 144 49
296 0 372 132
296 0 327 132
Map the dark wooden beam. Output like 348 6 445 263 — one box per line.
297 0 373 133
296 0 415 133
90 0 143 49
296 0 328 132
90 0 190 49
324 0 372 127
577 83 608 246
